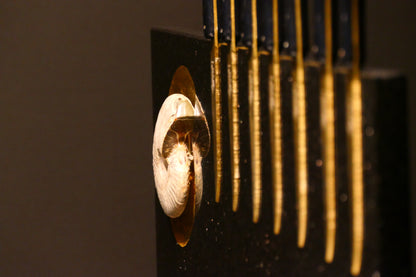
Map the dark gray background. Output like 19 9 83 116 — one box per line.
0 1 414 276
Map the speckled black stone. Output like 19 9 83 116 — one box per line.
151 30 410 277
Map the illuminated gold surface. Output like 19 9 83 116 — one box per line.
249 0 262 223
169 66 196 104
349 0 364 274
170 135 195 247
228 0 241 212
211 0 223 203
167 71 196 247
270 0 283 234
294 0 308 248
322 0 337 263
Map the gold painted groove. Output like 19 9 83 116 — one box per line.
237 46 249 51
349 0 364 275
322 0 337 263
229 0 241 212
294 0 308 248
270 0 283 235
249 0 262 223
259 50 271 56
211 0 223 203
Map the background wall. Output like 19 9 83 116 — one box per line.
0 1 201 276
0 1 414 276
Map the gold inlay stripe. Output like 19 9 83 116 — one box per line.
211 0 223 203
229 0 241 212
294 0 308 248
249 0 262 223
270 0 283 234
349 0 364 275
322 0 337 263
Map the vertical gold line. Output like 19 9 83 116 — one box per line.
349 0 364 275
229 0 241 212
270 0 283 234
211 0 223 203
322 0 337 263
250 0 262 223
294 0 308 248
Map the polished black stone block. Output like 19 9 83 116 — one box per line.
151 30 410 277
